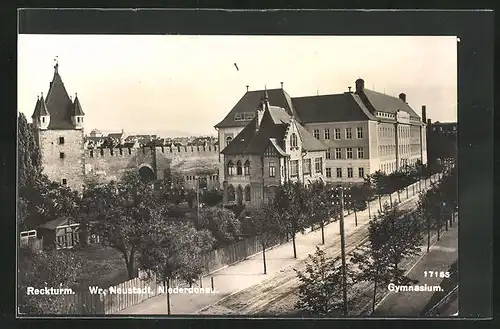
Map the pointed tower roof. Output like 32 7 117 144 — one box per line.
39 94 49 116
72 93 85 116
45 61 76 129
31 96 41 119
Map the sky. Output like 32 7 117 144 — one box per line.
18 35 457 137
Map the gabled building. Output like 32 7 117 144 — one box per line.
221 90 327 208
31 62 86 191
215 78 428 192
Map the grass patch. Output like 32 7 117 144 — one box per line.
419 260 458 315
72 244 135 291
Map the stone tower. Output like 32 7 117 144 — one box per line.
31 61 86 192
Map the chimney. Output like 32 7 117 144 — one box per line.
421 105 427 122
348 86 352 92
246 85 249 92
355 78 365 93
399 93 406 103
280 82 284 89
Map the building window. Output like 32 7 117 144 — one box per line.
244 160 250 175
227 185 235 202
62 179 67 185
303 159 311 174
346 128 352 139
59 137 65 145
244 185 251 201
269 161 276 177
42 117 45 123
347 168 353 178
90 150 93 157
335 148 342 159
313 129 320 139
356 127 363 139
336 168 342 178
326 168 332 178
290 133 298 149
290 160 299 176
326 149 331 160
236 161 243 175
359 167 365 178
226 136 232 146
346 148 353 159
334 128 341 140
315 158 322 174
59 152 65 159
357 147 364 159
227 161 235 176
324 129 330 140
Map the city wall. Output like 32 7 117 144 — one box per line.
84 145 219 183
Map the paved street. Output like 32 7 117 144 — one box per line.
372 218 458 317
118 176 438 315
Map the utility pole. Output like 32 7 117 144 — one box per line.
338 187 348 316
196 177 200 222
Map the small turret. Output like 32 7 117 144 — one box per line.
31 93 50 130
71 93 85 129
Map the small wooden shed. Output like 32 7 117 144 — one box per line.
37 217 80 250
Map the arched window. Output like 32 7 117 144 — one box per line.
227 185 235 202
244 185 251 201
244 160 250 175
226 136 233 146
227 161 235 176
290 133 298 148
236 160 243 175
236 185 243 205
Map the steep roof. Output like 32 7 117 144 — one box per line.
108 132 124 139
31 95 50 118
221 105 326 156
44 66 76 129
215 88 298 128
358 89 420 118
295 122 328 152
292 93 377 123
72 94 85 116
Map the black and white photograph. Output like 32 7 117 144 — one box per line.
17 31 459 318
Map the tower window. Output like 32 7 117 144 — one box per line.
59 152 65 159
62 179 67 185
59 137 65 145
42 117 45 123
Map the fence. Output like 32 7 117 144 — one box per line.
201 233 288 275
64 272 193 314
20 236 44 253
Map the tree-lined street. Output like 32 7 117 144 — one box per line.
118 175 437 315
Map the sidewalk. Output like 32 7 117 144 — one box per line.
372 220 458 317
117 176 438 315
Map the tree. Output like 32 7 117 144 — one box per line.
241 205 285 274
378 203 422 284
350 243 391 313
295 247 356 316
345 185 368 227
306 180 333 244
202 189 223 207
138 220 214 314
387 171 407 203
192 207 241 248
272 181 308 258
18 247 88 315
419 184 443 246
186 188 196 208
369 171 389 211
82 171 162 279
